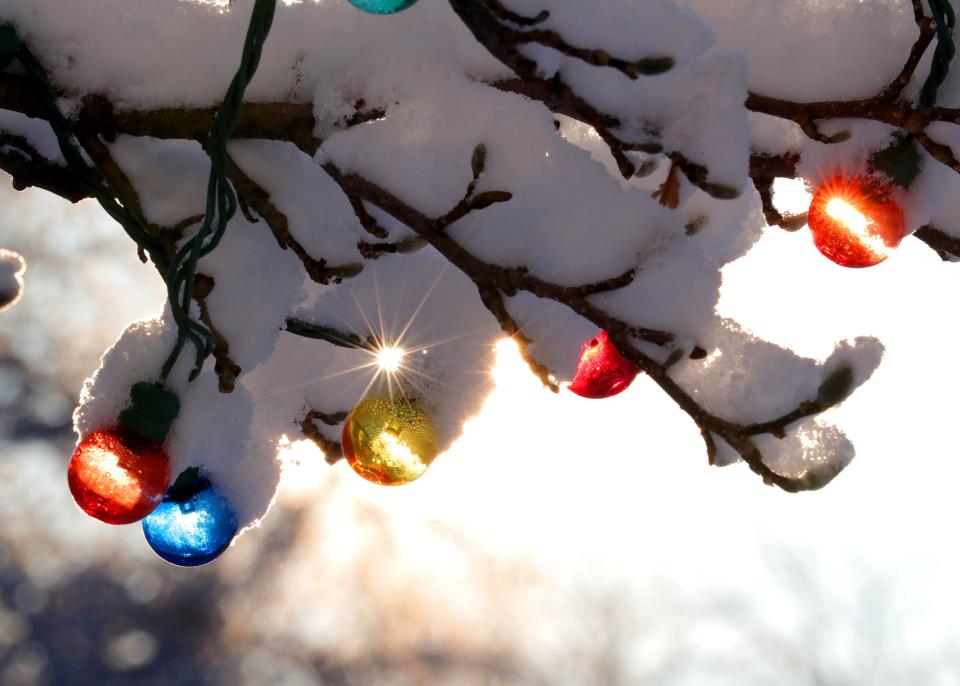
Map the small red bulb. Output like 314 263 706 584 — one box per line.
568 331 640 399
807 175 905 268
68 429 172 525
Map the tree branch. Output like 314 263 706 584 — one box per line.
914 225 960 260
321 158 850 492
0 130 88 201
193 273 242 393
0 2 947 490
226 154 364 284
320 161 670 347
300 409 345 464
476 284 559 392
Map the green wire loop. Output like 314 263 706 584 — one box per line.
1 0 276 386
161 0 277 381
921 0 956 107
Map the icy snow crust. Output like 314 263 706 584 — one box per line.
0 0 926 528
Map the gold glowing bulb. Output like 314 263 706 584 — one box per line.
342 395 439 486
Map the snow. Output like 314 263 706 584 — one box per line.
73 316 281 529
0 111 63 165
678 0 915 102
263 251 502 453
671 320 883 426
796 121 951 235
563 53 751 192
229 140 366 266
0 0 948 533
0 248 24 312
501 0 713 66
754 419 855 490
503 292 598 381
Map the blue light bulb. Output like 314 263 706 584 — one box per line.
142 468 237 567
348 0 420 15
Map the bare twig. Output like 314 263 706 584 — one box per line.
914 225 960 260
301 409 345 464
226 155 364 284
476 284 559 392
875 13 936 103
0 131 88 201
321 161 670 348
321 158 852 491
193 274 242 393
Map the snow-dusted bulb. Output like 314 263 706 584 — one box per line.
142 468 237 567
68 429 171 525
342 395 438 486
69 381 179 525
807 176 905 268
568 331 640 399
348 0 419 14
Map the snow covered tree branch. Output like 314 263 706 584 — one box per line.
0 0 955 555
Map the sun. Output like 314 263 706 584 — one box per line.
376 345 406 374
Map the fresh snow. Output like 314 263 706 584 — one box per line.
0 0 943 530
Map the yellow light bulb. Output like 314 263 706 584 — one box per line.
342 395 439 486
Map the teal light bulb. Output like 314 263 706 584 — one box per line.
348 0 420 15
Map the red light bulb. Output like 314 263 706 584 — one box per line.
68 428 171 525
568 331 640 399
807 175 905 268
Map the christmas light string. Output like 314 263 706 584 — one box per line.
921 0 956 107
0 0 278 387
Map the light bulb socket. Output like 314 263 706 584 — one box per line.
118 381 180 444
868 132 923 189
165 466 210 502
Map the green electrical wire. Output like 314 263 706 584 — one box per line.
0 28 169 273
162 0 277 381
1 1 277 384
921 0 956 107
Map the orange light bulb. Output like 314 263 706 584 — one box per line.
807 176 905 268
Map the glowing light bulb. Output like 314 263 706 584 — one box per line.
142 469 237 567
568 331 641 399
348 0 419 14
377 346 405 373
342 395 438 486
808 176 905 268
68 429 171 525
